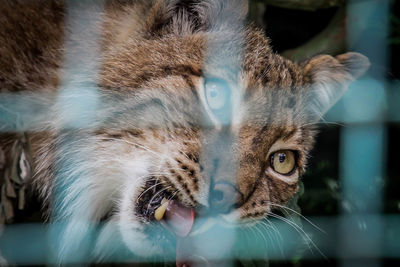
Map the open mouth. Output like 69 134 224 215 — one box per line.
136 178 196 236
136 178 195 232
135 178 176 221
136 178 199 266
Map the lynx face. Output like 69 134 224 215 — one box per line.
0 0 369 264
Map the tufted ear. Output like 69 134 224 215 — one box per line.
303 52 370 119
144 0 248 36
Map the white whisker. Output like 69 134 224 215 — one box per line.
267 201 325 233
268 212 327 259
145 186 172 214
103 137 160 157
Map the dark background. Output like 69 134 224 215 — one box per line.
252 0 400 266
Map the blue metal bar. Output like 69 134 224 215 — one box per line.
339 1 390 267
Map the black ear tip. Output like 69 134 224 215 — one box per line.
336 52 371 79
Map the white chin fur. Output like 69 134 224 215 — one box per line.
117 156 163 256
118 221 162 257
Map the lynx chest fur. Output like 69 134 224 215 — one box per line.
0 0 369 265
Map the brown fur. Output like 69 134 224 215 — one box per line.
0 0 369 261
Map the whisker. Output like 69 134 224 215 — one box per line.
168 190 179 201
267 201 325 233
301 120 344 128
253 222 271 252
136 181 168 203
268 212 313 252
258 219 283 253
268 212 327 259
145 186 172 214
130 172 173 203
102 137 160 157
264 218 284 245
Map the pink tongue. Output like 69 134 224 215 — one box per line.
164 200 195 237
163 200 195 267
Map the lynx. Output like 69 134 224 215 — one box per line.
0 0 369 265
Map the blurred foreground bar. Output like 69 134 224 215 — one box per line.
339 1 390 267
1 215 400 265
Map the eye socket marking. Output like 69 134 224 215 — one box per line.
270 150 297 175
203 78 232 123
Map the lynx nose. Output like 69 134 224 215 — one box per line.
210 182 241 213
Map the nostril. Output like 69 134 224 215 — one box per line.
210 182 240 213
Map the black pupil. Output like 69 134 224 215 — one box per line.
278 153 286 163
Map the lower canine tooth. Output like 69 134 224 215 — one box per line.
155 200 169 221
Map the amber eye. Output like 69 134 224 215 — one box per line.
270 150 296 175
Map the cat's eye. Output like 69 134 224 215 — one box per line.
270 150 296 175
204 78 230 111
204 78 231 124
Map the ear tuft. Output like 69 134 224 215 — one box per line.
335 52 370 79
